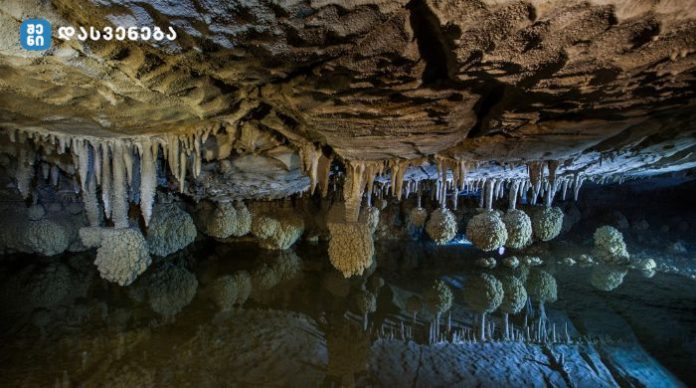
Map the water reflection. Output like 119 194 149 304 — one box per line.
0 240 694 386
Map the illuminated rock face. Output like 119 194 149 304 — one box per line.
0 0 694 187
0 1 695 273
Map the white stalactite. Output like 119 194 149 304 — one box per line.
573 174 584 201
485 179 495 210
508 180 520 210
561 179 569 200
101 143 112 219
111 142 129 229
139 140 158 227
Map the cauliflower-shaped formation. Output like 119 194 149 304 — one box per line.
27 204 46 221
81 227 152 286
465 211 508 251
637 258 656 272
530 207 564 241
20 219 70 256
145 264 199 317
19 262 77 311
561 257 576 266
0 205 75 256
514 264 530 283
499 275 528 315
251 215 279 240
522 255 543 266
502 209 532 249
476 257 497 269
407 207 428 232
577 254 595 266
424 279 453 315
526 269 557 305
502 256 520 268
359 206 380 234
328 221 374 278
425 208 457 244
463 273 503 314
196 201 251 239
627 257 656 278
251 264 280 291
368 275 385 293
593 225 629 264
146 204 197 257
354 289 377 316
271 250 303 283
590 265 627 291
251 212 304 250
210 270 252 311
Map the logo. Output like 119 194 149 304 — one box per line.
20 19 52 51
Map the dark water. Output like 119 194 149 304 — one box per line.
0 239 694 387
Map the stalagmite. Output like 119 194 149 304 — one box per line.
111 142 129 229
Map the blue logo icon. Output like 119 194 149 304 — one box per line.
20 19 52 51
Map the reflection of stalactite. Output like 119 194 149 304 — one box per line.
326 321 370 387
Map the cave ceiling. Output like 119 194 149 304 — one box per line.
1 0 696 186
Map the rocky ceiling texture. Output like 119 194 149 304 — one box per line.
1 0 696 203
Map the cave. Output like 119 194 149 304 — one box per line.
1 0 696 386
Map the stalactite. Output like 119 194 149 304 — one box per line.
130 151 141 204
122 144 134 190
41 163 50 181
94 143 102 186
300 143 322 194
15 147 35 199
317 154 333 198
111 142 129 229
573 174 584 201
547 160 560 186
72 139 89 193
178 151 187 193
485 179 495 210
479 181 485 208
561 179 569 201
508 180 520 210
139 140 158 227
101 143 112 219
50 165 60 187
389 160 410 200
193 134 202 178
344 161 367 223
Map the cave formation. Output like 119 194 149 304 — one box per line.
1 0 696 386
